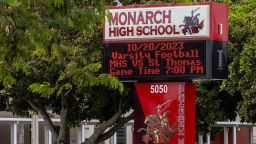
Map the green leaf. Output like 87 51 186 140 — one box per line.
3 75 16 88
83 63 101 73
28 82 55 98
56 82 73 96
33 42 47 58
67 17 74 28
0 0 18 6
52 0 64 8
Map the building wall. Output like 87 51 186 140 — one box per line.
24 124 31 144
236 127 249 144
0 123 47 144
0 111 135 144
39 123 45 144
211 127 249 144
0 124 11 144
70 128 77 144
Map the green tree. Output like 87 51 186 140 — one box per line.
196 81 242 135
0 0 134 144
196 0 256 135
3 0 254 143
223 0 256 122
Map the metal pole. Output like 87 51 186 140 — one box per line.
232 126 236 144
109 135 115 144
198 135 203 144
224 127 228 144
45 126 52 144
31 114 39 144
206 132 211 144
77 127 81 144
81 125 85 142
114 132 117 144
249 127 253 144
77 125 85 144
11 122 17 144
126 126 132 144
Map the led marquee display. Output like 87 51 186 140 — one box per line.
104 40 227 81
104 41 209 80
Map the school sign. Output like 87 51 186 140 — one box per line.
103 2 228 81
103 2 228 144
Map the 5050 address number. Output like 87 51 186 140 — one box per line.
150 84 168 94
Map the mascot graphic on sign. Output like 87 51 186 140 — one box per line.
179 7 204 35
137 100 177 144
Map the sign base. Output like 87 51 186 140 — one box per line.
134 82 196 144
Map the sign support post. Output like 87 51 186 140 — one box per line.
134 82 195 144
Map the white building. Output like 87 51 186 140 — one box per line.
0 111 133 144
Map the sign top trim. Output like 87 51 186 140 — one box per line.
105 2 212 9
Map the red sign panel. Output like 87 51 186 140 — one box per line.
134 82 196 144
